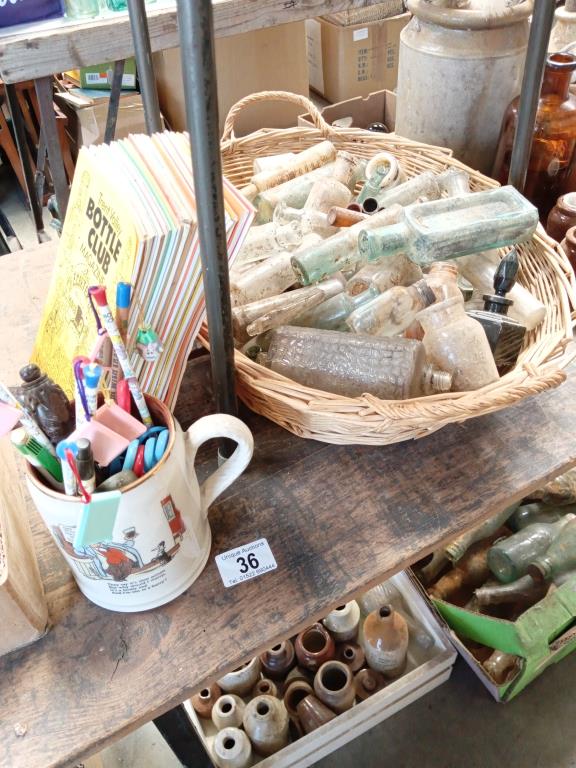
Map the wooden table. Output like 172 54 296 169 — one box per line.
2 243 576 767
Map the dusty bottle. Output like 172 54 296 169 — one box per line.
322 601 361 642
493 53 576 220
327 206 369 227
243 695 289 756
419 297 499 391
230 253 298 307
429 536 501 602
482 650 521 685
294 623 336 672
346 255 423 297
359 581 434 651
437 168 471 197
254 163 339 223
466 249 527 373
305 151 360 213
237 219 303 264
425 262 462 302
218 657 261 696
274 201 334 237
361 605 409 677
354 668 386 700
456 250 546 331
283 679 314 718
264 327 452 399
191 683 222 719
260 640 296 680
293 287 378 331
253 151 297 174
561 226 576 273
359 187 539 267
346 279 435 336
296 695 337 734
212 727 252 768
528 516 576 581
487 515 575 583
510 503 565 531
547 192 576 243
375 171 441 209
445 504 518 563
292 205 404 285
475 574 547 608
357 165 387 205
212 695 246 731
313 660 355 713
337 642 365 672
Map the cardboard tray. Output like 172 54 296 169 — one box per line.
184 570 456 767
298 89 397 133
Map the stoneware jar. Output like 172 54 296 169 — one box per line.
313 660 355 714
26 396 254 612
294 623 336 672
251 678 278 699
337 642 365 673
362 605 409 678
322 601 361 642
296 694 337 734
354 668 386 700
260 639 296 680
191 683 222 719
212 694 246 731
243 695 290 756
283 679 314 718
211 727 252 768
218 657 261 696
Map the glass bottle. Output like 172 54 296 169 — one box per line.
561 226 576 273
292 286 378 331
437 168 471 197
230 253 297 307
346 280 436 336
444 504 518 563
254 163 337 224
456 250 546 331
327 206 368 227
528 516 576 581
474 574 547 607
375 171 441 209
361 605 409 677
466 249 527 373
274 202 334 237
493 53 576 220
263 327 452 399
510 502 565 531
304 151 360 213
428 537 497 602
357 166 387 205
487 515 575 583
291 204 404 285
359 187 539 266
66 0 100 17
346 255 423 296
425 262 462 302
418 297 500 392
482 650 521 685
106 0 126 9
546 192 576 243
237 219 303 264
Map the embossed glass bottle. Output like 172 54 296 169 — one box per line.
528 516 576 581
293 286 378 331
346 255 423 296
346 280 435 336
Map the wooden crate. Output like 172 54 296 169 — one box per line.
0 438 48 656
184 571 456 768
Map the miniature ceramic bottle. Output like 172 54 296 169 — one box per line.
474 574 547 607
322 601 361 642
466 249 527 373
346 280 436 336
283 679 314 718
359 187 539 266
425 262 462 302
361 605 409 677
337 642 365 672
346 255 423 297
487 515 575 583
243 695 289 756
252 679 279 699
264 327 453 399
211 727 252 768
546 192 576 243
12 364 74 445
375 171 441 209
510 503 564 531
294 623 336 672
305 151 361 213
482 650 520 685
237 219 303 263
358 581 434 650
260 640 296 680
191 683 222 719
418 297 499 391
296 695 337 734
561 226 576 272
528 516 576 581
313 660 356 713
354 668 386 700
217 657 261 696
444 504 517 563
291 205 404 285
493 53 576 220
357 166 387 205
293 286 379 331
212 695 246 731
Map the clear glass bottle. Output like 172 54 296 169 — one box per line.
293 287 378 331
375 171 441 209
510 503 565 531
346 255 423 296
230 253 298 307
425 262 462 302
561 226 576 273
359 187 539 266
274 202 334 237
357 166 387 205
237 220 303 264
456 250 546 331
487 515 575 583
346 280 436 336
263 327 452 399
418 297 500 391
528 516 576 581
437 168 471 197
291 205 404 285
466 249 527 374
546 192 576 243
444 504 518 563
305 151 360 213
254 163 337 224
474 574 547 607
493 53 576 220
66 0 100 17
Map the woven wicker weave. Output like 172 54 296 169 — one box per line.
201 91 576 446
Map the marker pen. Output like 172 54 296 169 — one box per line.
83 363 102 418
75 438 96 494
11 429 64 491
56 440 79 496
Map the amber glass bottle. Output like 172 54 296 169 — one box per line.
493 53 576 220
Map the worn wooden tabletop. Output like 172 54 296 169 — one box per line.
2 243 576 767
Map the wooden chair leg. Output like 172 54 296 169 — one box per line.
0 105 30 198
55 115 75 183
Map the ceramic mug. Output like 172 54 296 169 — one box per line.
26 396 254 612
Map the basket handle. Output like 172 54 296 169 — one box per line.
221 90 335 143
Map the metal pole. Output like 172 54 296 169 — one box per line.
508 0 556 192
126 0 162 134
104 60 126 144
175 0 238 421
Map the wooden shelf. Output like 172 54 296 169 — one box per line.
0 0 373 83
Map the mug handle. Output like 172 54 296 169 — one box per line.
185 414 254 516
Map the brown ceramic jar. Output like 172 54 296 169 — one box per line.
354 668 386 700
361 605 409 678
561 226 576 273
243 695 289 756
283 679 314 718
313 660 355 714
191 682 222 719
337 642 365 673
260 640 296 680
547 192 576 243
294 623 336 672
296 695 337 734
251 678 279 699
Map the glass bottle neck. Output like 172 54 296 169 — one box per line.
541 65 574 100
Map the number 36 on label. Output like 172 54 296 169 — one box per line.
215 538 277 588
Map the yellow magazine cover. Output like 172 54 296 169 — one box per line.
32 146 140 397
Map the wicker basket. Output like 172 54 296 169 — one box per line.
201 91 576 446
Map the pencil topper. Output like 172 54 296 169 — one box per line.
136 324 164 362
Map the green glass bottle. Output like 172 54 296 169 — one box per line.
106 0 127 10
487 515 575 583
529 516 576 581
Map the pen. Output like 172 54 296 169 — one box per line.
0 380 54 453
11 428 64 490
76 438 96 494
110 282 132 399
73 356 91 428
89 286 153 427
56 440 79 496
83 363 102 417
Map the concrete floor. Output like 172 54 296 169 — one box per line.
3 168 575 768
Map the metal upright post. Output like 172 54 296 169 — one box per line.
508 0 556 193
175 0 238 420
126 0 162 134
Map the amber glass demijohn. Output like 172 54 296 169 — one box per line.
493 53 576 220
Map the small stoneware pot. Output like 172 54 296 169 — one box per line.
354 668 386 701
260 639 296 680
243 695 289 756
284 666 313 687
295 623 336 672
337 642 365 673
322 601 360 642
251 678 278 699
296 694 337 734
218 657 261 696
212 694 246 731
314 660 355 714
283 679 314 718
211 727 252 768
191 683 222 719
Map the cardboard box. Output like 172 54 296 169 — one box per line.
299 89 397 132
153 22 309 137
306 13 410 104
67 59 137 90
